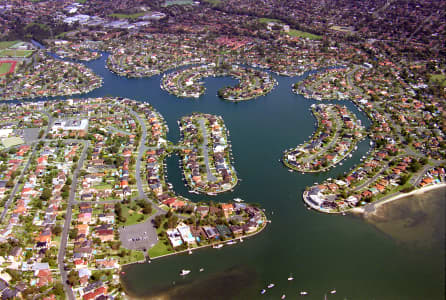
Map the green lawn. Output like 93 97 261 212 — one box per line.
148 240 174 258
430 74 446 87
92 183 113 190
202 0 221 5
287 29 322 40
109 12 147 19
2 137 24 148
118 249 144 265
0 62 12 75
0 49 34 58
120 204 154 226
0 41 20 49
162 0 194 7
259 18 282 24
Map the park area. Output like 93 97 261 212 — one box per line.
0 60 17 76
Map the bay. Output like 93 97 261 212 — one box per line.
11 53 445 300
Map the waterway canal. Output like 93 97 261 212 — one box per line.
9 53 445 300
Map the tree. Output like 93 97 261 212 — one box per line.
53 225 62 236
40 188 52 201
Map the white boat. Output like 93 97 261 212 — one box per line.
260 289 266 295
239 238 244 242
287 275 294 281
300 291 308 295
213 244 223 249
188 250 192 255
199 268 204 272
233 198 244 202
226 240 237 245
180 269 191 276
330 290 336 294
281 295 286 299
267 283 275 288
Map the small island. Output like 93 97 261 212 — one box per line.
161 64 276 101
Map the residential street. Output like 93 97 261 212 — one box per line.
198 118 217 182
57 140 89 300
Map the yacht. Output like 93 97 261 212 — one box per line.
199 268 204 272
180 270 191 276
226 240 237 245
233 198 244 202
287 275 294 281
281 295 286 299
213 244 223 249
260 289 266 295
300 291 308 295
330 290 336 294
267 284 275 288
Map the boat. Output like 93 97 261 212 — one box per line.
239 238 244 242
188 250 192 255
281 295 286 299
300 291 308 295
180 270 191 276
267 284 275 288
260 289 266 295
199 268 204 272
213 244 223 249
233 198 244 203
330 290 336 294
226 240 237 245
287 275 294 281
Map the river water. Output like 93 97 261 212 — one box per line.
9 53 445 300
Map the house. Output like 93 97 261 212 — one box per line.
96 258 119 269
176 224 195 245
166 229 182 247
221 203 234 218
8 247 22 262
202 226 219 239
96 229 114 242
36 269 53 287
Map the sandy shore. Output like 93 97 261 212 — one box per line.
351 183 446 216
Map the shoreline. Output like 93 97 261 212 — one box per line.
351 183 446 216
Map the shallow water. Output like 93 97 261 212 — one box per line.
365 187 445 250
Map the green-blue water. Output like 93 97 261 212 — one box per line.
11 54 445 300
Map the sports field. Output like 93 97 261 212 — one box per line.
0 60 17 76
0 49 34 58
0 41 20 49
1 137 24 148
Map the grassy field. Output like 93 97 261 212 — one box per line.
259 17 282 24
119 204 154 226
287 29 322 40
109 12 147 19
2 137 24 148
330 25 355 33
162 0 194 7
430 74 446 87
0 62 12 75
202 0 222 5
0 41 20 50
0 49 34 58
148 239 174 258
118 249 145 265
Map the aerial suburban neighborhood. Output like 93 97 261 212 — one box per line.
0 0 444 299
